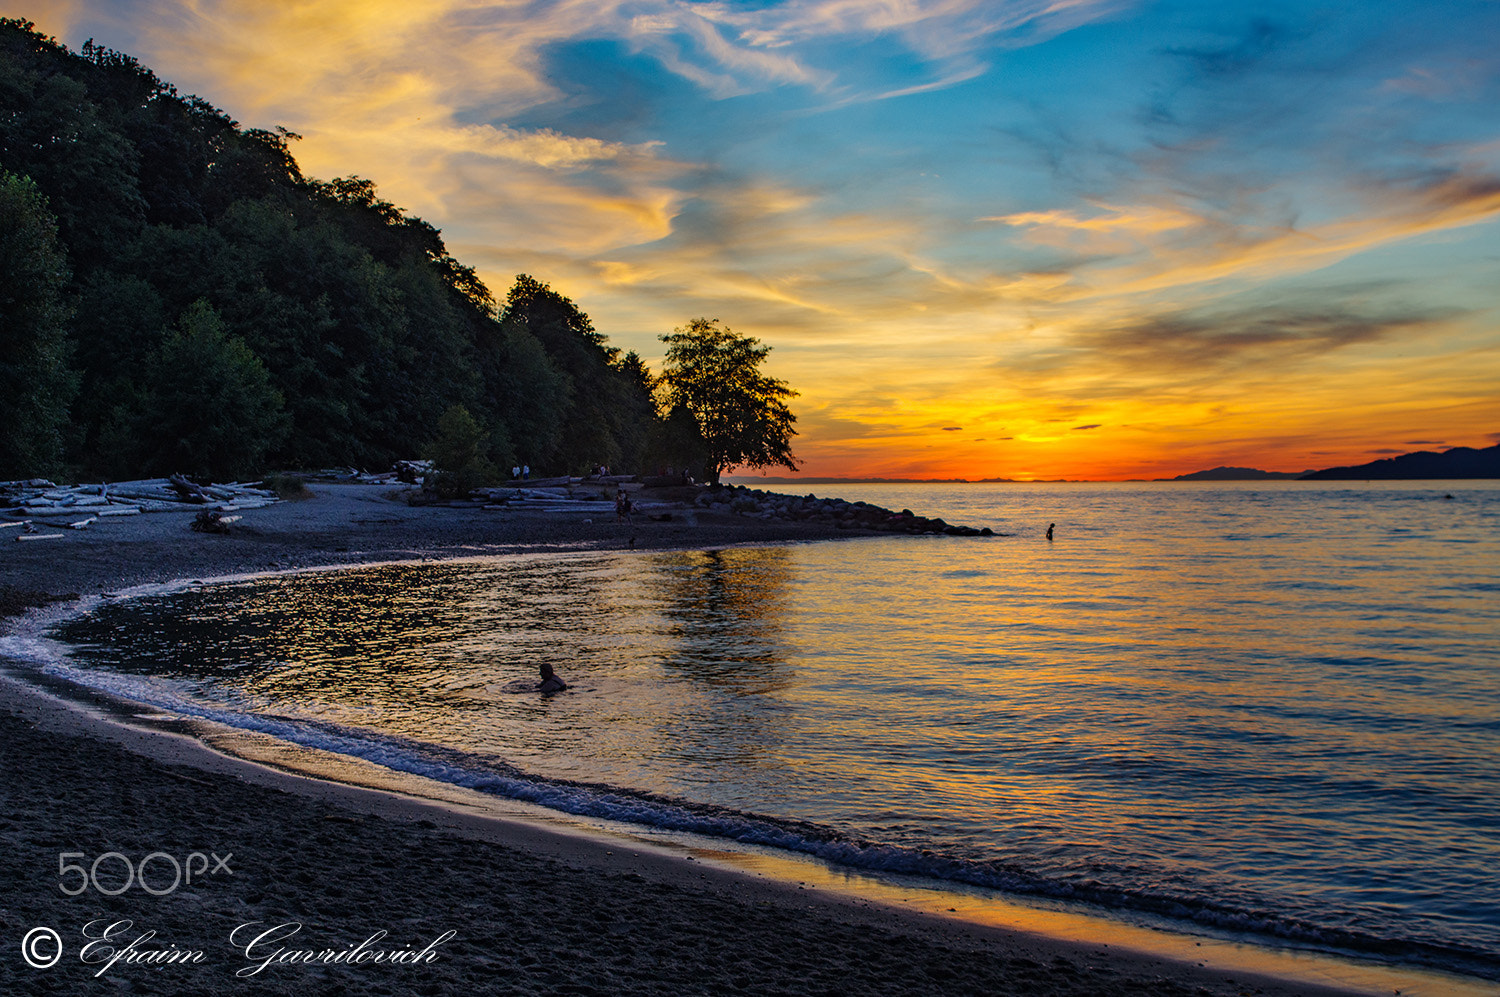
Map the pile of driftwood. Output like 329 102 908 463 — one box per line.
290 464 426 484
1 475 279 540
476 475 642 514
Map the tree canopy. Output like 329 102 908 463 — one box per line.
658 318 799 484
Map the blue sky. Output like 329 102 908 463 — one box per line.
25 0 1500 477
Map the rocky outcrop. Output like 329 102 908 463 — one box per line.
693 485 994 536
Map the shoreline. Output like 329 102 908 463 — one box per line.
0 668 1376 997
0 484 1465 995
0 480 879 599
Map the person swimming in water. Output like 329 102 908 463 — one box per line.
538 662 568 693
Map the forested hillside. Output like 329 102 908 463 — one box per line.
0 18 671 481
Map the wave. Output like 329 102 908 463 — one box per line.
3 630 1497 983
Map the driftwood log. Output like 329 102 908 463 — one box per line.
169 473 212 503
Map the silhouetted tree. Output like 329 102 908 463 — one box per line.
658 318 798 484
500 275 655 474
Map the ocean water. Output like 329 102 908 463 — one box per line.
28 481 1500 978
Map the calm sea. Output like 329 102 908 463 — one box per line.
27 481 1500 978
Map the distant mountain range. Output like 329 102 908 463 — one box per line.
1158 466 1311 481
732 443 1500 485
1165 443 1500 481
1299 443 1499 479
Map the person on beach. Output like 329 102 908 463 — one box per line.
538 663 567 693
615 488 633 524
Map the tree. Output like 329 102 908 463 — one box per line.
424 404 501 499
0 170 76 478
658 318 798 484
646 402 709 480
499 274 655 474
125 299 290 480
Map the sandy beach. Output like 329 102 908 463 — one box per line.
0 484 1383 995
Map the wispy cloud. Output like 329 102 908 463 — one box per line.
1381 61 1490 100
712 0 1127 101
1078 304 1454 375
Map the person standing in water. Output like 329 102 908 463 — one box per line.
1046 523 1055 541
538 663 567 693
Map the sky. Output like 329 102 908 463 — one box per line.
20 0 1500 479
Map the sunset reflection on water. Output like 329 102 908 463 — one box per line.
55 482 1500 968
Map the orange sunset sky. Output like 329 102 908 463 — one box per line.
19 0 1500 479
